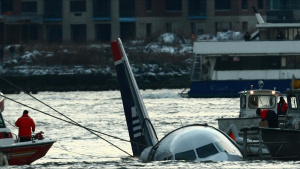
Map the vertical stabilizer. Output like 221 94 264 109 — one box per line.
111 38 158 156
252 6 265 24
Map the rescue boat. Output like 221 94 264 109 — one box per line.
0 93 55 165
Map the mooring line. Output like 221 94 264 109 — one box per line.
2 94 133 157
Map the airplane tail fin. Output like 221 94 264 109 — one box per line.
110 38 158 156
252 6 265 24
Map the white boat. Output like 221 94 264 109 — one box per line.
186 7 300 98
217 80 285 135
0 93 56 165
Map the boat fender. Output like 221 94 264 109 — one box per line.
34 131 44 140
0 152 8 166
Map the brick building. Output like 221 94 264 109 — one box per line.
0 0 267 44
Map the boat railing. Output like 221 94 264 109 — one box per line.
240 126 289 160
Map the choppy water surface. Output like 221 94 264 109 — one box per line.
4 89 299 168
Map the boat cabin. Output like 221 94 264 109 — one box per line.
239 81 280 117
284 80 300 129
257 23 300 41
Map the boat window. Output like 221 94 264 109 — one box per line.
196 143 219 158
240 95 246 109
175 150 196 161
248 95 276 109
288 95 298 109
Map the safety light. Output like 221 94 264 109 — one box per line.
250 90 254 94
272 91 276 95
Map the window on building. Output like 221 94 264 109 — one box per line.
44 0 62 19
146 0 152 11
242 0 247 9
191 22 196 34
47 25 62 43
120 22 135 40
71 24 86 42
21 1 38 13
242 21 248 30
189 0 206 17
95 24 111 41
1 0 13 14
93 0 110 18
70 0 86 12
215 0 231 10
146 23 152 37
120 0 135 17
258 0 264 9
166 23 172 32
215 22 231 32
166 0 182 11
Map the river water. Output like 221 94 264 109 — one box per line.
3 89 299 168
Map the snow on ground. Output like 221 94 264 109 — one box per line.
0 31 240 76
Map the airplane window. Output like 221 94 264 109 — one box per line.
214 142 225 152
175 150 196 161
196 143 218 158
218 141 235 154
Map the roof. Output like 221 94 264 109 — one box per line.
256 23 300 28
193 41 300 56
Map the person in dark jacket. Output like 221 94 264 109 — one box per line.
256 108 278 128
277 97 288 115
15 110 35 142
244 32 251 41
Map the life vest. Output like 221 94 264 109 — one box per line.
260 109 269 120
277 101 288 113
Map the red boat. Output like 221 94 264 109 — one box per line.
0 93 55 165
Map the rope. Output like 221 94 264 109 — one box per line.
55 142 104 158
2 94 133 156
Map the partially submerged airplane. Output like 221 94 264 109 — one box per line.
110 38 243 162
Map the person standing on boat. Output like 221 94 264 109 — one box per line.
15 110 35 142
256 108 278 128
277 97 288 115
244 32 251 41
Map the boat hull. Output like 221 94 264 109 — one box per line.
188 79 291 98
1 139 55 165
261 128 300 159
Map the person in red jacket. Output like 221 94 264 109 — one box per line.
15 110 35 142
256 108 278 128
277 97 288 115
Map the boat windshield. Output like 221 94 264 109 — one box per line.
248 95 276 109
